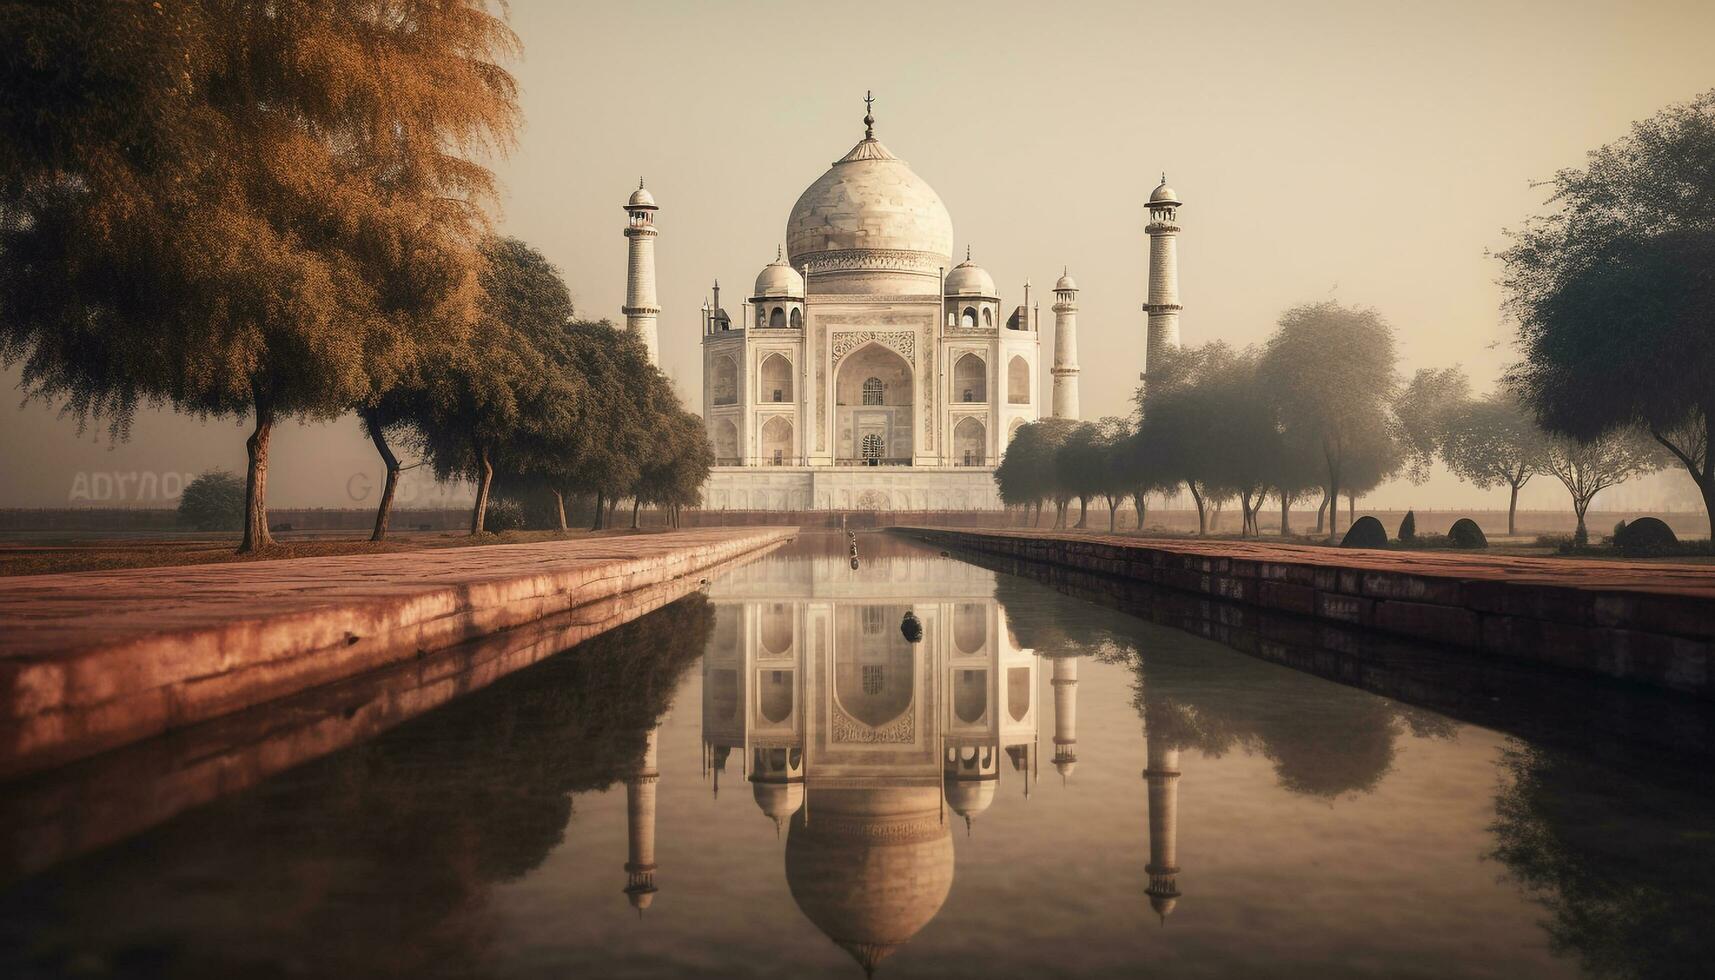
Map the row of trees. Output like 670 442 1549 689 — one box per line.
0 2 709 549
997 303 1669 542
997 301 1411 540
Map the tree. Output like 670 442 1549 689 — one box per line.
1259 302 1399 542
405 310 561 535
0 1 520 552
995 419 1075 526
177 470 246 532
1540 428 1662 543
634 410 714 529
1394 367 1471 484
1056 421 1108 528
1501 89 1715 537
1442 393 1550 536
1136 344 1248 536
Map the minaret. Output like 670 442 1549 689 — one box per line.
623 726 661 912
1050 656 1080 781
1050 270 1081 420
1142 174 1182 383
622 178 661 365
1142 723 1182 923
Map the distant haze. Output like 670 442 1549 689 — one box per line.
3 0 1712 510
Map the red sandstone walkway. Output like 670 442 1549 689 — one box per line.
0 527 793 779
929 528 1715 599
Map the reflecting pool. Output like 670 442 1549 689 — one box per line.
3 532 1713 978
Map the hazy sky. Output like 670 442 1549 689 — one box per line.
4 0 1712 510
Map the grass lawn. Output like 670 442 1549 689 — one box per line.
0 528 645 577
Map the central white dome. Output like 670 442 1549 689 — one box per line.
786 135 954 295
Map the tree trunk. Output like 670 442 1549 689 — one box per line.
1188 481 1207 536
1508 483 1520 538
363 409 401 543
631 498 641 530
240 390 276 553
591 491 604 531
1075 496 1088 529
1280 491 1293 537
1033 501 1043 527
607 497 619 528
1347 492 1356 527
1108 499 1120 533
1326 480 1340 543
469 440 492 535
1131 491 1148 531
553 490 568 532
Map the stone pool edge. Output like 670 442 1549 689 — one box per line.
0 527 795 780
897 527 1715 700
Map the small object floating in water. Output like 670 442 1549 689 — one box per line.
850 557 861 570
900 610 923 643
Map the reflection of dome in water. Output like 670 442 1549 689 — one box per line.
785 787 953 974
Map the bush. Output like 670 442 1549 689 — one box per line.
1448 518 1488 549
1398 510 1417 543
177 470 246 531
483 498 527 532
1340 515 1388 549
1614 517 1678 553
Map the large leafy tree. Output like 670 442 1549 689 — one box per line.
1259 302 1399 542
1501 89 1715 536
0 0 519 552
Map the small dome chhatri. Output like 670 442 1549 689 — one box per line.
1055 267 1078 291
1149 173 1180 206
627 177 657 210
753 245 805 298
944 245 997 298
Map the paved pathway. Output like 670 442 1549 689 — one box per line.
0 527 793 779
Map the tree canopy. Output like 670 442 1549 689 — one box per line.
1502 88 1715 535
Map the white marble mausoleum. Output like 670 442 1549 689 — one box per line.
696 98 1048 511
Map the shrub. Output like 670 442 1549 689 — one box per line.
483 498 527 532
1340 515 1388 549
1613 519 1628 540
1398 510 1417 543
1614 517 1678 553
177 470 246 531
1448 518 1488 549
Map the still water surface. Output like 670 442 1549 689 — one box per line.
3 533 1713 978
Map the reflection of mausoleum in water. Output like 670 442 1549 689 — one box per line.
700 542 1038 971
611 538 1191 967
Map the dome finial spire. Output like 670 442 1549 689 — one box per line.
639 176 645 190
776 243 783 261
863 90 875 139
965 244 971 262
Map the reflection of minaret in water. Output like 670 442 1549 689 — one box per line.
624 726 661 913
1142 724 1182 923
1050 657 1079 782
